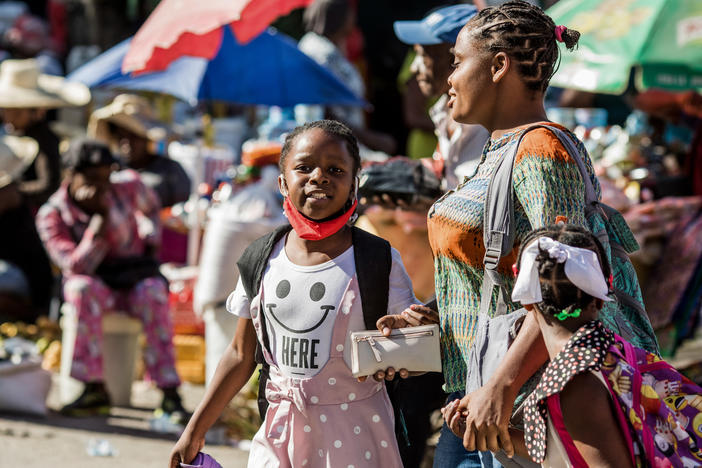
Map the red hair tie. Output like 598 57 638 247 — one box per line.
554 25 567 43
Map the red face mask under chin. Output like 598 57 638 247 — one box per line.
283 197 358 241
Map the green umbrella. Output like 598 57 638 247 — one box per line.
548 0 702 94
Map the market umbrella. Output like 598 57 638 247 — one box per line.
122 0 312 74
68 27 365 108
548 0 702 94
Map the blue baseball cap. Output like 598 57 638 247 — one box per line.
394 4 478 46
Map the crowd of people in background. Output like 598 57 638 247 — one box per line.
0 2 195 421
1 1 702 468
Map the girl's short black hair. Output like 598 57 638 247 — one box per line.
279 119 361 174
466 0 580 93
516 223 611 318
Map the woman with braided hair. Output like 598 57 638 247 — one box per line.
434 2 590 465
375 1 628 466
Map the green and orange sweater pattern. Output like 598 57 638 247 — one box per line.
427 123 600 392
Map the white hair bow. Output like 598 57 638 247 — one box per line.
511 237 613 305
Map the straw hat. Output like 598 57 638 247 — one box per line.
0 59 91 108
87 94 168 144
0 135 39 188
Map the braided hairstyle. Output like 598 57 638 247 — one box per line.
466 0 580 93
279 119 361 174
516 224 611 319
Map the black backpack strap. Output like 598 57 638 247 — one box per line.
351 226 392 329
236 224 291 419
351 227 418 450
236 224 292 302
237 224 292 359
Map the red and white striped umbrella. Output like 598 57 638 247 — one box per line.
123 0 312 74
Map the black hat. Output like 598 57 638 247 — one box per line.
62 138 117 172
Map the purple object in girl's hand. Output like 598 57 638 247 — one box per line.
179 452 222 468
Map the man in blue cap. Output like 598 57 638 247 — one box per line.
395 5 490 190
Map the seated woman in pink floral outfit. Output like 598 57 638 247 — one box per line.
36 139 184 418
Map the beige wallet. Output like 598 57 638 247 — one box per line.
350 324 442 378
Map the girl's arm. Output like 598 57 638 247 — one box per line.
169 318 258 467
459 309 549 456
560 372 635 468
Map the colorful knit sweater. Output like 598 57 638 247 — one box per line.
427 123 601 392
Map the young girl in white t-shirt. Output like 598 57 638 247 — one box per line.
169 120 418 468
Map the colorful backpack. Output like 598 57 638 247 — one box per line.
600 334 702 467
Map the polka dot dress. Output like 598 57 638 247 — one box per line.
247 279 403 467
523 320 614 463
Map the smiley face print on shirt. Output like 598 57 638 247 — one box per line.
266 279 335 334
261 240 355 378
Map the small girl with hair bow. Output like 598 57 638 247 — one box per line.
445 224 702 467
507 226 634 467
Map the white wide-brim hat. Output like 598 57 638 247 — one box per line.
0 59 91 108
87 94 168 144
0 135 39 188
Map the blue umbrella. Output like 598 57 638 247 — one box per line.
68 27 365 108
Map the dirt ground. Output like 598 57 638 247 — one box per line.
0 376 250 467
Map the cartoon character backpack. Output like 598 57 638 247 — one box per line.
600 334 702 467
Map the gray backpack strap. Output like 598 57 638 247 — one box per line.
480 267 511 317
480 125 593 318
481 124 601 318
481 129 534 317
